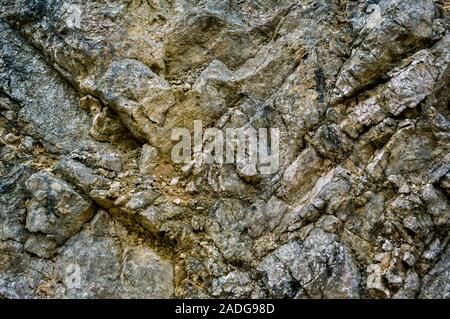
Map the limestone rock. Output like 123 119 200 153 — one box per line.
25 171 95 243
55 211 174 298
259 229 360 298
0 165 33 242
420 243 450 298
0 0 449 300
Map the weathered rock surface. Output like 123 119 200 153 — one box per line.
0 0 449 299
259 229 360 298
25 171 95 244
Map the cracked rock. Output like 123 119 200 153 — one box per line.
0 0 449 300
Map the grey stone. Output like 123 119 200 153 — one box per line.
124 191 160 213
140 144 158 175
420 243 450 298
54 156 110 192
0 164 33 242
137 203 183 236
393 271 420 299
55 211 174 298
24 234 59 259
421 184 450 228
333 0 439 102
25 171 95 243
258 253 297 298
207 199 254 263
0 22 111 155
259 230 360 298
0 0 449 300
211 271 257 298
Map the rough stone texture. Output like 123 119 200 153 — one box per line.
0 0 449 299
258 229 360 298
420 242 450 298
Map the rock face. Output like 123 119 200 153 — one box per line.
0 0 449 299
258 229 360 298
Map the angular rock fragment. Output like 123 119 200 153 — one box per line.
333 0 439 102
140 144 159 175
341 50 438 138
54 156 110 192
278 147 324 202
25 171 95 243
55 211 174 298
420 243 450 298
0 165 33 242
259 229 360 298
93 59 175 140
0 0 449 300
